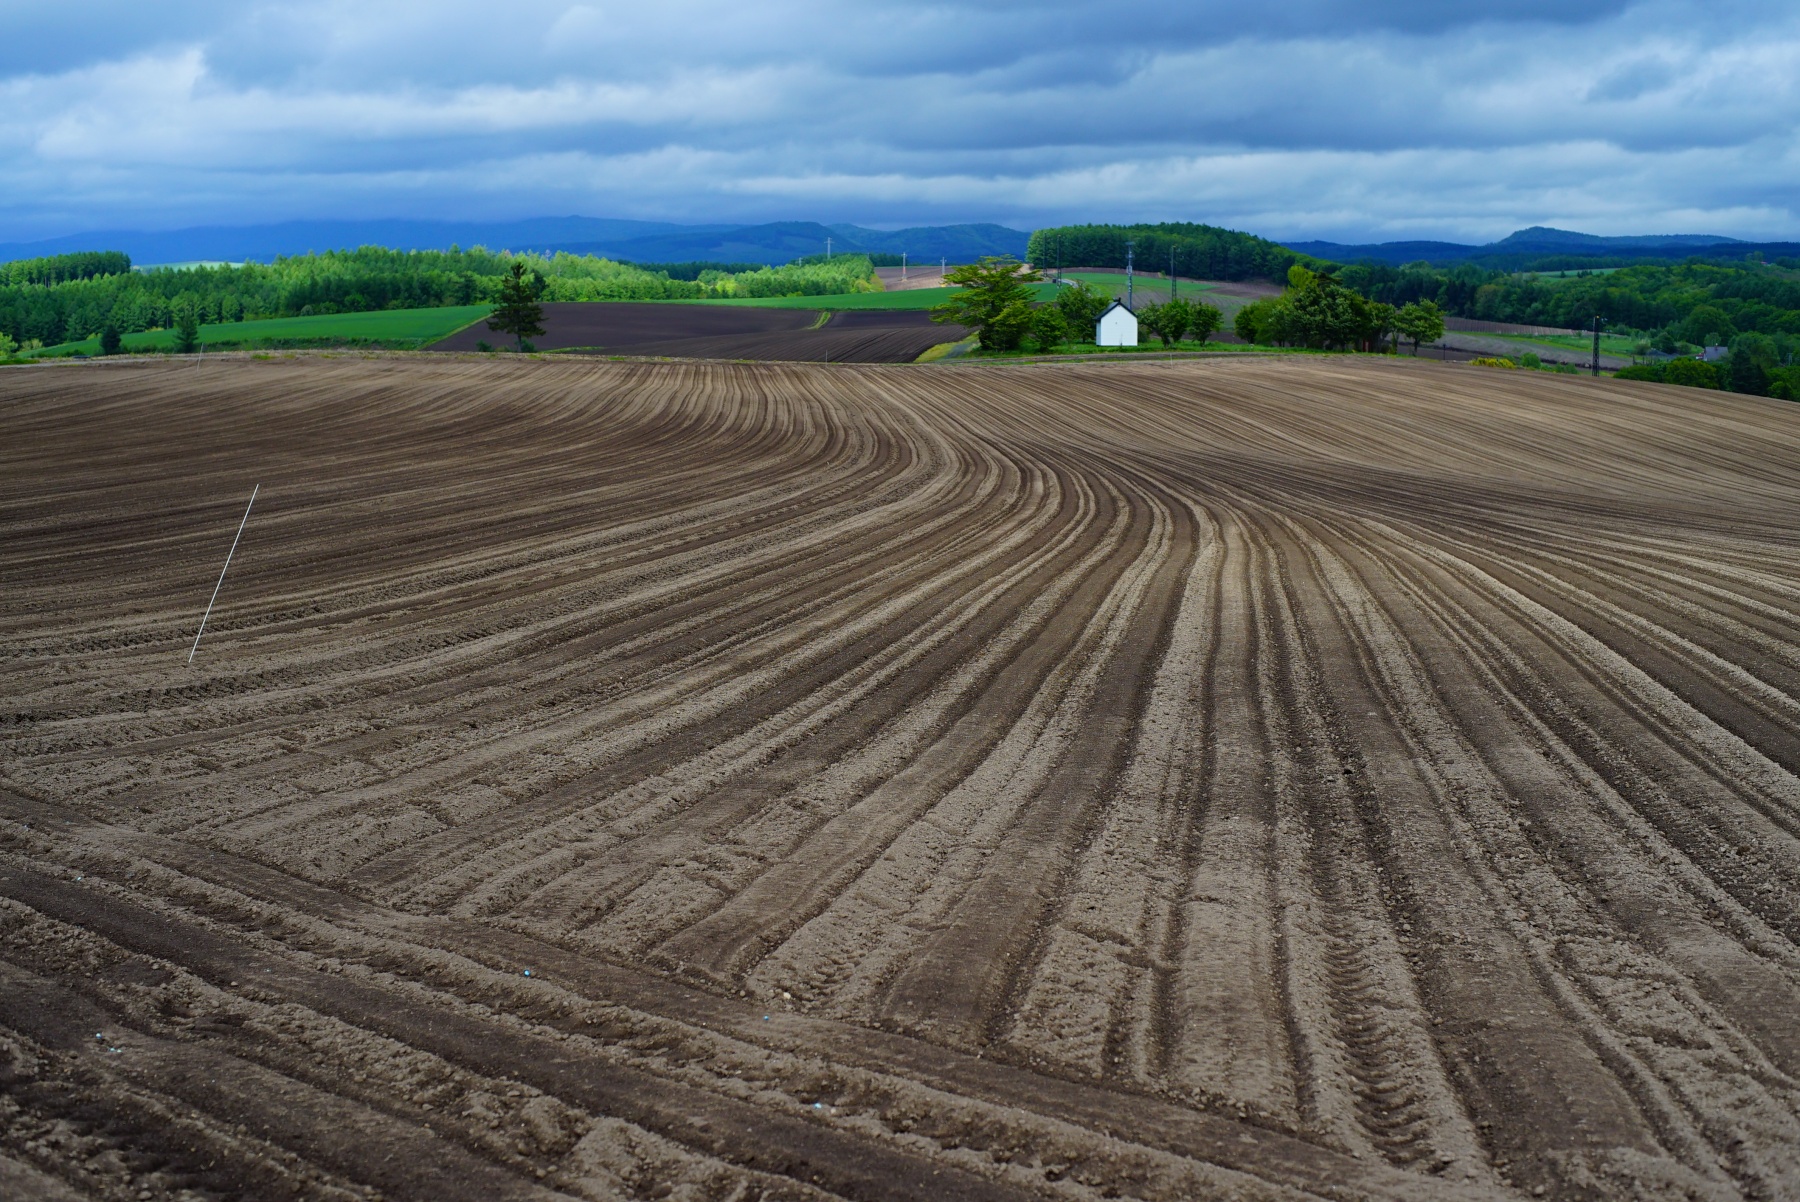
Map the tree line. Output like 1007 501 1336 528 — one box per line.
1 250 132 287
1026 223 1325 284
0 247 879 349
1335 258 1800 397
1339 259 1800 345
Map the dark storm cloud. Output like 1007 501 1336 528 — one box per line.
2 0 1796 243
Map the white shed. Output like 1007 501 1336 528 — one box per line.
1096 300 1138 347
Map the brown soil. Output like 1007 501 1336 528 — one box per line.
3 353 1799 1202
430 302 967 362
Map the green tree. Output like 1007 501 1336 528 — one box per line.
1393 300 1445 356
1027 304 1068 351
1236 295 1307 345
1138 298 1193 346
931 257 1043 351
1188 301 1223 343
1663 357 1721 389
1280 267 1378 350
1370 301 1396 352
1726 333 1776 395
486 261 547 351
1680 304 1734 347
1052 281 1111 342
172 297 201 354
99 324 122 355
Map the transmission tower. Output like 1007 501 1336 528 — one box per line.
1126 241 1134 310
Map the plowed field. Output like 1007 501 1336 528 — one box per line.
428 303 968 362
4 354 1800 1202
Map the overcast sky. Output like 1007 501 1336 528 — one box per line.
5 0 1798 243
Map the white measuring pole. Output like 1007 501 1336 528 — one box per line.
188 484 259 664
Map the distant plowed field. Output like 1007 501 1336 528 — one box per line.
429 301 968 361
4 355 1800 1202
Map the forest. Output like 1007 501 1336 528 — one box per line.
1026 222 1323 283
1339 259 1800 345
0 248 878 348
1332 258 1800 396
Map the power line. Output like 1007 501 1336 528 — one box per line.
189 484 259 664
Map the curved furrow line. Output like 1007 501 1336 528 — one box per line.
864 480 1188 1044
1384 525 1800 943
1311 515 1800 1197
98 385 950 845
0 867 1048 1202
1425 527 1800 779
995 500 1223 1090
358 452 1075 910
721 473 1159 1018
0 364 772 605
1486 529 1800 708
1222 503 1485 1176
0 390 867 784
0 788 1506 1202
1141 510 1301 1120
1350 520 1800 1032
1 361 864 680
1250 508 1718 1199
1292 511 1796 1184
179 450 963 821
618 462 1139 982
438 450 1070 923
9 354 1800 1200
490 457 1088 938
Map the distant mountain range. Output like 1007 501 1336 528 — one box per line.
1287 226 1799 266
0 218 1030 267
9 217 1790 274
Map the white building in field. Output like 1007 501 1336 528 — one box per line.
1096 300 1138 347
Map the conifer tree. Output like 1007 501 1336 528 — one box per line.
487 262 546 351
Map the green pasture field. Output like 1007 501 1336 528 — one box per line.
1486 331 1640 355
1044 271 1249 319
1514 267 1626 281
681 271 1221 310
1051 271 1221 296
687 283 1062 310
33 304 493 356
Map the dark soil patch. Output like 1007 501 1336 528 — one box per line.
430 302 967 363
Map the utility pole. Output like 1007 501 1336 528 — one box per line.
1591 315 1602 376
1126 240 1134 310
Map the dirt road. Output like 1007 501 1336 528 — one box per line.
3 354 1799 1201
